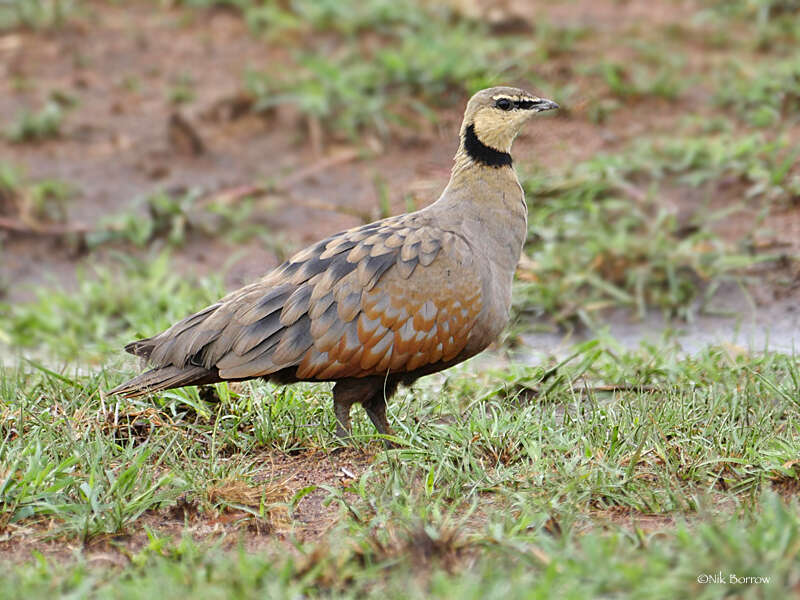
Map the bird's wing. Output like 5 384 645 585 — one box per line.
132 212 483 381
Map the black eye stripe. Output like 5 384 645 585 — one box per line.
494 97 539 110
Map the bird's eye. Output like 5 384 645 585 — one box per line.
495 98 513 111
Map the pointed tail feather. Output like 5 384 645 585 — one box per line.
125 337 157 360
108 365 221 398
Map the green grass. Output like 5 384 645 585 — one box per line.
699 0 800 25
178 0 570 139
694 1 800 52
0 162 76 225
3 493 800 598
86 188 261 249
76 187 287 254
0 253 225 363
713 54 800 127
167 72 196 105
623 133 799 200
5 102 65 143
0 0 76 31
2 249 798 597
175 0 800 143
245 20 520 139
1 340 799 596
515 130 798 325
171 0 798 146
584 47 688 102
178 0 451 36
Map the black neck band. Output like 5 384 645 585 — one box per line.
464 123 512 168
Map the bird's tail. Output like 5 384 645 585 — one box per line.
124 337 157 360
108 365 221 398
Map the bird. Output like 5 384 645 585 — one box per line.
109 86 559 444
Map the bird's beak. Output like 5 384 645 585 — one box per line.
533 98 559 112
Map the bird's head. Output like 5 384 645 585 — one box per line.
459 86 559 166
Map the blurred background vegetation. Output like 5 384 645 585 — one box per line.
1 0 798 358
1 1 799 597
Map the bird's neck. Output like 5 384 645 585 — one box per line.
448 123 518 185
435 125 527 275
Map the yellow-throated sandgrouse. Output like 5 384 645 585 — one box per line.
110 87 559 442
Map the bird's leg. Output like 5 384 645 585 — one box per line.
333 401 354 442
333 378 400 447
362 377 400 448
332 382 358 443
363 395 393 437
